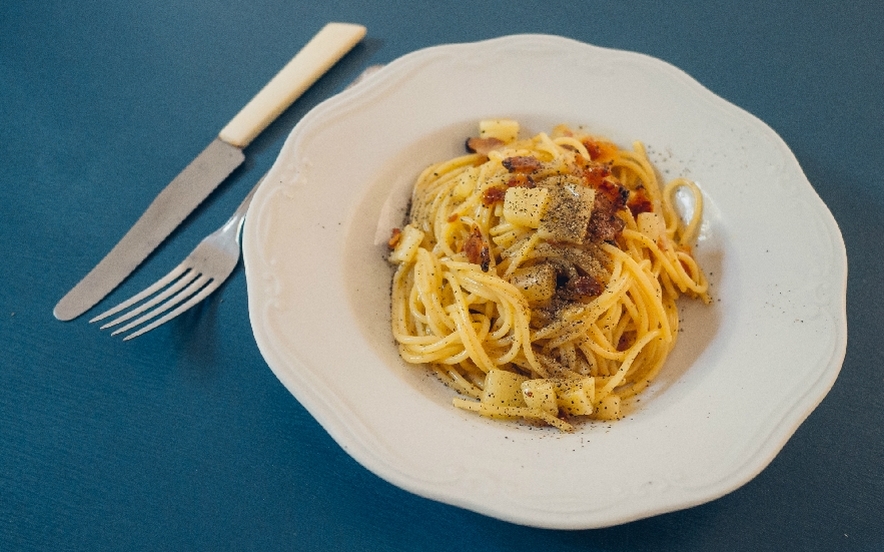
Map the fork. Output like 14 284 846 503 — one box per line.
91 65 384 340
90 178 261 340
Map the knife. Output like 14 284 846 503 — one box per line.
54 22 367 321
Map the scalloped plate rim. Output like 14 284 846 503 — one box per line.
243 34 848 529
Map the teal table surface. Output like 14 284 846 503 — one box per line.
2 1 882 550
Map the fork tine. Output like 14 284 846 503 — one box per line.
90 264 190 324
109 274 212 337
86 67 384 341
95 266 200 329
120 279 222 341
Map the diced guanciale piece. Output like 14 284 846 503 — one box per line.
506 174 535 188
627 187 654 217
463 226 490 271
581 138 618 163
387 227 402 248
482 185 508 207
502 156 542 174
596 178 629 209
564 274 605 300
581 163 612 188
587 179 628 242
466 137 504 155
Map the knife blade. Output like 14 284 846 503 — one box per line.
54 22 366 321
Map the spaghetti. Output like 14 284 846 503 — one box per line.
388 120 709 431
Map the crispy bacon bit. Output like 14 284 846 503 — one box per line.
482 185 507 207
388 228 402 249
502 156 541 174
466 137 504 155
584 140 603 160
581 163 612 188
588 209 625 242
596 179 629 209
447 213 459 222
463 226 490 271
627 187 654 217
582 138 618 162
567 274 605 299
575 153 615 189
506 174 535 188
588 180 628 242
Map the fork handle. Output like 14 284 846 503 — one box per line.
235 176 263 219
215 174 265 246
218 22 366 148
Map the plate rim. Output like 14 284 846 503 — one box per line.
243 33 848 529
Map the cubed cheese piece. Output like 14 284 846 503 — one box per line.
555 377 595 416
637 211 664 241
593 393 621 420
537 177 595 244
388 224 425 264
521 379 558 416
479 119 520 143
503 187 550 228
508 263 556 303
453 167 478 200
480 369 528 418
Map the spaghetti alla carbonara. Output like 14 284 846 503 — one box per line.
388 120 709 431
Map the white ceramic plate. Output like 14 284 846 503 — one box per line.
243 34 847 529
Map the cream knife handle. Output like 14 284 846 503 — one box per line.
218 22 366 149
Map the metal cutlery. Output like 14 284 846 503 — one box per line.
91 64 384 340
54 22 366 321
90 179 261 340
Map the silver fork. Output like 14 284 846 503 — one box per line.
90 179 261 340
91 65 384 340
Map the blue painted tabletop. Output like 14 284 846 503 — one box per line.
2 1 882 550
